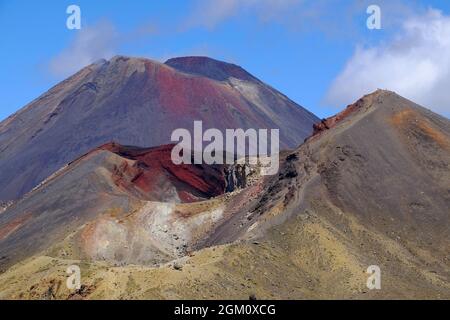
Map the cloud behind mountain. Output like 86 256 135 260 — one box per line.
326 9 450 117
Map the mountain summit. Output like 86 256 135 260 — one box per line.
165 56 259 82
0 55 318 201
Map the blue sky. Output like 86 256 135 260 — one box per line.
1 0 450 121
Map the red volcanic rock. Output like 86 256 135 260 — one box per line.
0 212 32 241
312 103 361 136
97 142 226 202
309 91 385 139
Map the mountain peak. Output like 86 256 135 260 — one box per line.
310 89 401 138
364 88 397 100
86 55 258 82
164 56 258 82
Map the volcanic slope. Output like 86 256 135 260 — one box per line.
0 56 318 201
0 142 254 270
0 90 449 299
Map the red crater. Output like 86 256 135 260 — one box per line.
98 142 227 203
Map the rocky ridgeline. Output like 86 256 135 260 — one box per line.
224 157 268 193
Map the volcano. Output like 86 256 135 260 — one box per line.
0 90 448 299
0 56 318 201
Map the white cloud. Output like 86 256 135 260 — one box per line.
185 0 415 35
49 21 118 77
326 9 450 117
186 0 300 29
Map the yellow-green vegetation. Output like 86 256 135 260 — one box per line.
1 203 448 300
